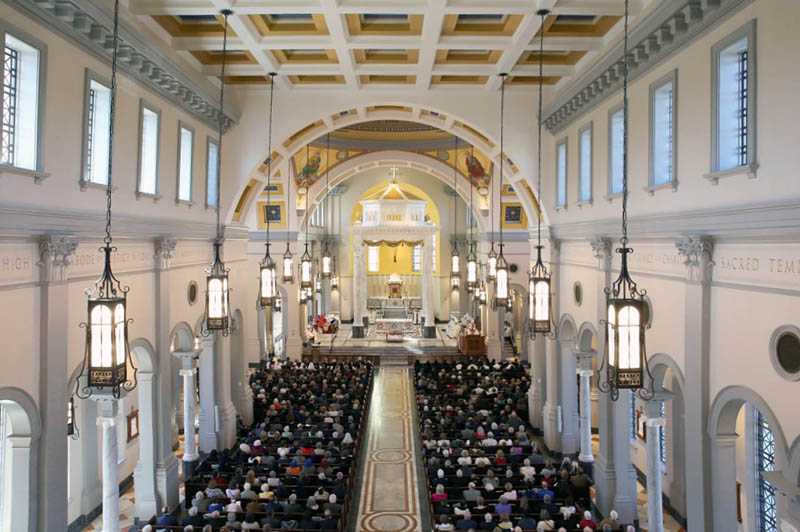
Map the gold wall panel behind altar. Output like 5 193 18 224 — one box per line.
256 201 287 229
501 202 527 229
501 184 517 196
374 244 417 276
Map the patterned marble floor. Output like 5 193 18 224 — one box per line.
355 368 424 532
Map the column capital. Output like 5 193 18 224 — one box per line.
589 236 613 270
179 368 196 377
675 235 714 283
154 237 177 270
38 234 78 283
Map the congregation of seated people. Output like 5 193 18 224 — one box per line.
414 360 629 532
147 360 373 532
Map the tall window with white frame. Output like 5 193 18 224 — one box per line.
714 23 755 173
1 33 41 171
555 140 567 208
755 410 777 532
609 106 624 195
138 103 160 196
177 125 193 202
578 124 592 203
651 75 676 187
83 76 111 185
367 245 379 273
206 138 219 208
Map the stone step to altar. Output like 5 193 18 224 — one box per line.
380 355 412 366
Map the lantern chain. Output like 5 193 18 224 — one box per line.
536 10 545 249
265 72 275 252
621 0 630 247
215 10 230 244
103 0 120 248
498 73 506 254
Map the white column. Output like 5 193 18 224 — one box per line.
153 237 180 510
590 236 615 514
197 334 218 453
711 434 740 532
559 338 579 454
675 236 714 531
283 282 303 360
645 396 670 532
422 232 436 337
611 391 638 524
37 235 77 531
352 239 366 337
527 334 546 429
215 332 238 450
578 367 595 465
542 334 560 451
133 373 159 520
96 399 119 532
174 348 200 474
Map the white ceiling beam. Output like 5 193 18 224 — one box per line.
523 36 605 51
130 0 326 16
486 7 548 91
552 0 643 17
319 0 359 89
415 0 447 90
346 35 423 49
437 36 513 50
335 0 428 14
171 36 247 51
443 0 536 15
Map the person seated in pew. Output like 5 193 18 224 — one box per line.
493 513 514 531
181 506 206 528
479 512 495 530
463 481 482 501
456 510 478 530
155 506 178 531
436 515 456 531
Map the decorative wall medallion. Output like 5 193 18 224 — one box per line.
187 281 198 305
573 281 583 306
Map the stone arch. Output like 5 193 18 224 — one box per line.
708 385 790 532
129 338 160 519
577 321 599 354
229 104 548 232
170 322 195 353
0 387 41 532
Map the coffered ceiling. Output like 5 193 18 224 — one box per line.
131 0 645 90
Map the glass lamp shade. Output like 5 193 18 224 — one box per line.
479 285 487 305
494 257 508 306
487 249 497 281
529 277 552 333
300 254 313 288
86 296 128 389
321 253 332 278
451 252 460 275
451 275 460 290
466 258 478 286
606 298 647 389
260 258 277 307
282 247 294 283
315 276 322 293
206 273 230 330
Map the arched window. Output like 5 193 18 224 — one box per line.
755 411 777 532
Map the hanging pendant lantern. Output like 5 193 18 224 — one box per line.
259 72 278 307
527 9 555 339
76 0 137 400
300 243 313 288
493 73 509 308
597 0 654 402
260 243 277 307
283 244 294 283
204 9 233 336
487 245 497 282
322 241 332 278
467 243 478 289
494 244 509 307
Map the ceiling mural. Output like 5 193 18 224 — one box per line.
290 120 494 190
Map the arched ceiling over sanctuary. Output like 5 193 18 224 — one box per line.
289 120 495 191
133 1 641 90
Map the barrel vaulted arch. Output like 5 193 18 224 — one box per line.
225 105 546 232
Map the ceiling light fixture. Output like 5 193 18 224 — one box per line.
493 73 509 309
260 72 278 308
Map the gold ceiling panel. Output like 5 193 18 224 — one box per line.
353 49 419 64
287 75 346 85
272 49 338 64
435 49 502 65
366 105 413 114
249 14 329 36
441 14 522 37
224 75 269 85
431 75 488 85
284 119 326 148
360 75 416 85
508 75 561 86
153 15 232 37
516 50 586 66
345 14 423 36
191 50 256 65
539 15 621 38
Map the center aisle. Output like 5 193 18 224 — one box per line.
354 367 426 532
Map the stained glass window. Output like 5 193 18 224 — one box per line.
755 411 777 532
